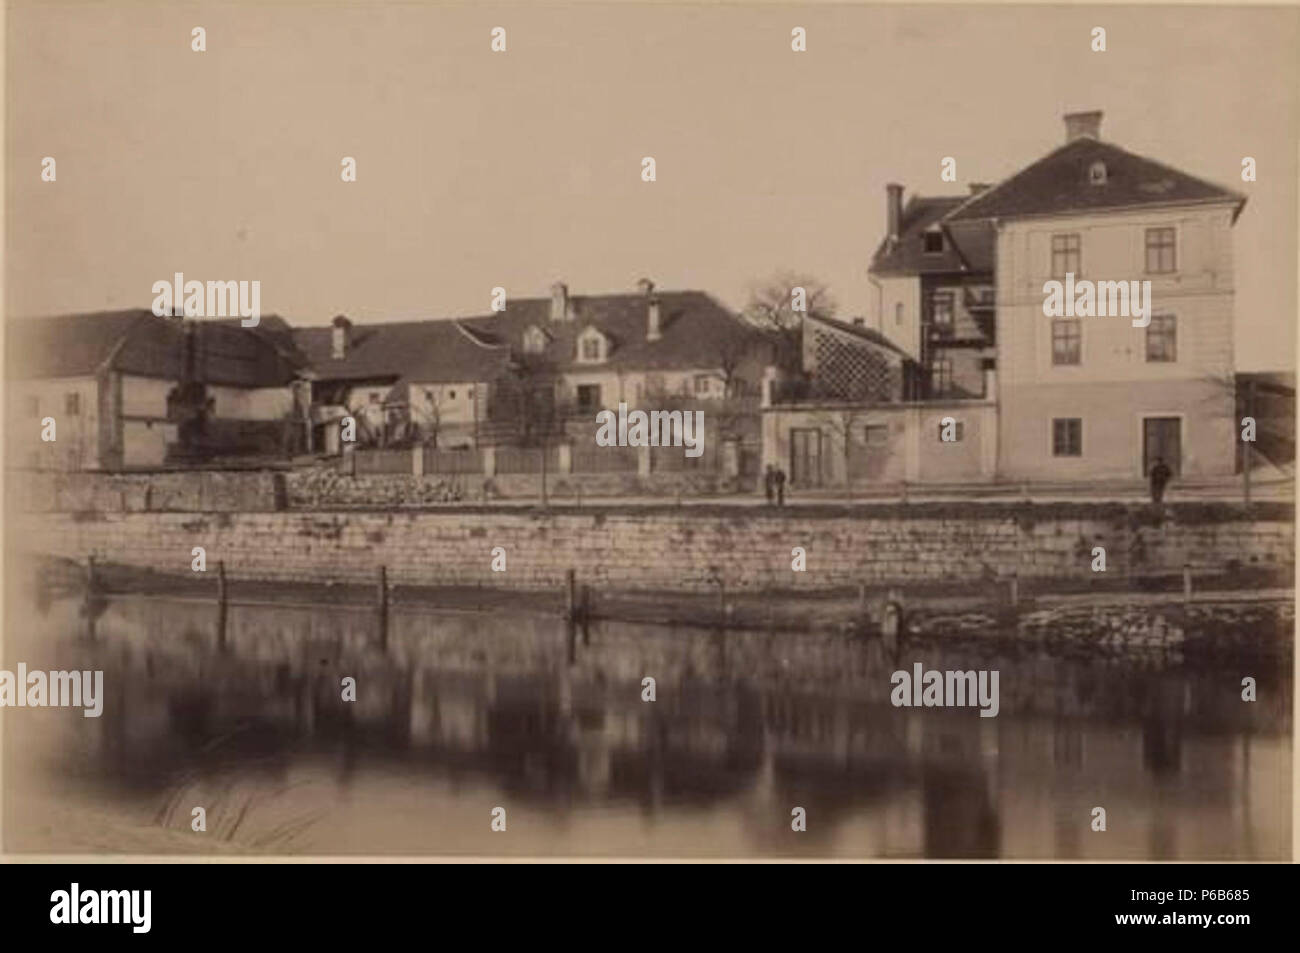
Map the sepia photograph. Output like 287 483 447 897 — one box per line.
1 0 1296 901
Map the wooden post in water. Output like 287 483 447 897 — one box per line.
581 584 592 646
1183 562 1193 604
566 569 577 621
216 560 228 652
83 555 98 640
1009 572 1019 609
376 565 389 649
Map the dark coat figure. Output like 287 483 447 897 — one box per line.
774 467 787 506
764 464 775 504
1149 458 1172 503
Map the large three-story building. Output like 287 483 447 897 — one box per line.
945 110 1245 481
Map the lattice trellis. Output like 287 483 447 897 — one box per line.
810 326 900 401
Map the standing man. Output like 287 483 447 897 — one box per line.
775 466 787 507
764 464 775 505
1149 457 1172 504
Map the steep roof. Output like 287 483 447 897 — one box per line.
460 290 767 372
7 310 178 380
944 137 1247 223
804 312 911 358
869 196 996 277
300 290 769 384
292 317 512 385
7 310 300 386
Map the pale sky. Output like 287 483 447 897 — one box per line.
7 2 1298 370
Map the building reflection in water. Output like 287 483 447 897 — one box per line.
8 592 1292 859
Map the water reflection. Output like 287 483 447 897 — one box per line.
5 593 1291 858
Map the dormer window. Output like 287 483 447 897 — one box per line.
923 229 944 254
577 326 607 364
1089 161 1107 185
523 325 548 354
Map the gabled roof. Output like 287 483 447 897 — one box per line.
869 196 996 277
944 137 1247 224
292 317 513 385
300 290 770 385
8 310 302 386
7 310 165 380
458 290 767 373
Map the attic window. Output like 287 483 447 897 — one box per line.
923 230 944 254
1089 161 1107 185
523 326 547 354
577 328 606 363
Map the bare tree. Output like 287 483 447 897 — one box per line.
742 270 837 371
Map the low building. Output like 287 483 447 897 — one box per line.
763 313 997 487
297 281 778 467
292 315 510 452
6 310 302 470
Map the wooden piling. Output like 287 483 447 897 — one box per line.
216 560 228 652
566 569 577 621
1009 572 1019 608
83 555 98 640
581 584 592 646
1183 562 1193 604
376 565 389 648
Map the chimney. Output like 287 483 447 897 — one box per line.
647 295 662 342
1064 110 1103 143
550 281 568 322
331 314 352 360
968 182 990 196
885 183 904 245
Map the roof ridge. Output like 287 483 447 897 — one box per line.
452 320 508 349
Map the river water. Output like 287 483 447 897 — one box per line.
3 591 1291 858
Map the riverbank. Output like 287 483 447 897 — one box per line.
36 556 1294 656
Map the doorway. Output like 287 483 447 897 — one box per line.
790 427 823 487
1142 417 1181 477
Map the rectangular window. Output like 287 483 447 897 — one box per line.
931 291 954 328
1052 418 1082 456
923 230 944 254
1146 314 1177 362
1051 233 1081 277
1145 227 1176 274
576 384 601 411
929 359 953 394
863 424 889 446
1052 319 1081 365
64 393 81 416
693 374 712 396
581 338 602 361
